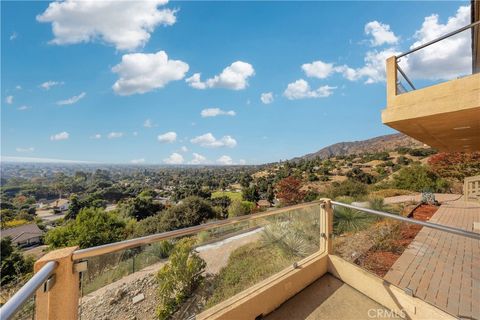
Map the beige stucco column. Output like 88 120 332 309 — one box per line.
34 246 79 320
319 198 333 254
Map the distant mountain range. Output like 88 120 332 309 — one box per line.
293 133 425 161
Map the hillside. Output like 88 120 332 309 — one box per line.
294 133 425 161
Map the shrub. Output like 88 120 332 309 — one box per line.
368 197 385 211
369 221 403 253
428 152 480 181
368 189 414 198
261 221 316 257
156 238 206 319
227 200 255 217
326 180 368 199
205 242 295 308
391 165 450 192
333 206 373 235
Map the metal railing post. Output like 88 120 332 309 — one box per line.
34 246 80 320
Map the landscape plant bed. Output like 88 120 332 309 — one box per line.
354 204 439 277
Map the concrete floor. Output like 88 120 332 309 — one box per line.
266 274 391 320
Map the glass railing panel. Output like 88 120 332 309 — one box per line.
331 200 480 319
395 23 477 94
77 203 323 320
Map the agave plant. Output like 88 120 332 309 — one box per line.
333 206 373 235
261 221 315 257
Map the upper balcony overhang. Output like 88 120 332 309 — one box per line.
381 56 480 152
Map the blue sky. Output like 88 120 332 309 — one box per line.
1 1 471 165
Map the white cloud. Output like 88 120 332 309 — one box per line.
302 60 335 79
364 21 399 46
186 61 255 90
112 51 189 95
216 155 233 165
50 131 69 141
189 153 207 164
10 32 17 40
283 79 336 100
157 131 177 143
200 108 236 117
18 105 30 111
40 81 64 90
107 132 123 139
164 152 184 164
400 5 471 80
16 147 34 153
143 119 155 128
57 92 86 105
37 0 176 51
91 134 101 139
260 92 274 104
340 48 400 84
180 146 188 152
130 158 145 164
5 96 13 104
16 85 22 90
190 133 237 148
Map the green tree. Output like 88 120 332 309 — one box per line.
228 200 255 217
45 207 126 249
1 237 34 285
211 196 231 218
156 238 206 319
119 195 164 220
326 180 368 199
66 194 83 220
242 186 259 202
153 197 216 233
392 165 450 192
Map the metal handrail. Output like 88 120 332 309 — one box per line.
396 20 480 59
0 261 57 320
331 201 480 240
73 201 323 260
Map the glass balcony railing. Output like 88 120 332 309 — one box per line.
2 199 479 320
1 201 328 320
330 199 480 319
394 20 479 94
77 203 323 319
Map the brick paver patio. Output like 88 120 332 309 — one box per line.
384 199 480 320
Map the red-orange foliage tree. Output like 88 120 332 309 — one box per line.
428 152 480 181
275 176 305 206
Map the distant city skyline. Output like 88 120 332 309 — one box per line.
1 1 471 164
